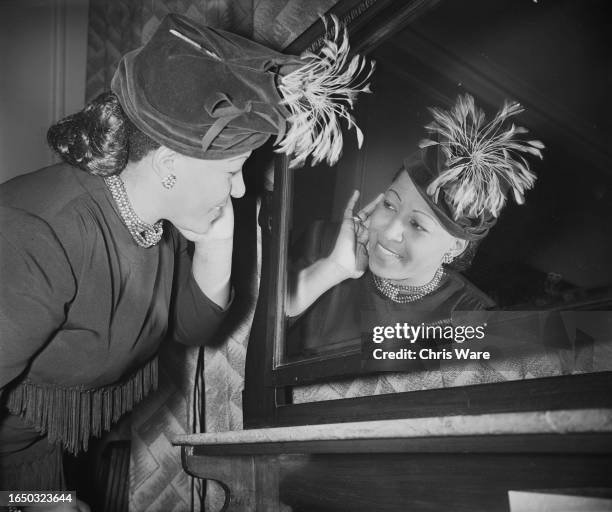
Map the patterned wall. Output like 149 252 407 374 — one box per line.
86 0 338 101
293 347 605 404
84 1 339 510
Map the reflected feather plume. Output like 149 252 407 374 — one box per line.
277 15 375 168
419 94 544 219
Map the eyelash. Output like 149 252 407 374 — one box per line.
383 199 396 211
410 219 426 232
383 200 427 233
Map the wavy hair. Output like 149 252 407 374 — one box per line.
47 92 160 176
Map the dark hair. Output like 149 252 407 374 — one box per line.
47 92 160 176
445 239 480 272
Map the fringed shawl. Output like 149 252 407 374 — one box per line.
5 357 158 455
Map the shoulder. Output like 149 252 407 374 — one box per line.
1 164 115 264
445 269 496 310
0 205 75 289
0 163 104 217
0 206 61 248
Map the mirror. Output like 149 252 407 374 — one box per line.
276 0 611 391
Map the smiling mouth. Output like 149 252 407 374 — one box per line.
376 242 402 259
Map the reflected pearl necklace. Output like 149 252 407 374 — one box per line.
104 174 163 248
372 267 445 303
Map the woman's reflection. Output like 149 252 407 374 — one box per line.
286 94 544 356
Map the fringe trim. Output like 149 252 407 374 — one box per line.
5 357 158 455
0 438 65 491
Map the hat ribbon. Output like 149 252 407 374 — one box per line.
201 93 253 152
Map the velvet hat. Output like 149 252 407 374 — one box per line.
405 94 544 240
112 13 373 167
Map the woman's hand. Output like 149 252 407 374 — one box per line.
177 199 234 244
328 190 382 280
286 190 382 317
178 201 234 309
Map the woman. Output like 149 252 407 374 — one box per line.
287 94 543 353
0 12 373 503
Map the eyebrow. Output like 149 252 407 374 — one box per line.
227 153 251 163
387 188 440 226
413 209 439 225
228 158 249 171
387 189 401 201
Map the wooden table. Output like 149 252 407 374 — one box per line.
174 409 612 511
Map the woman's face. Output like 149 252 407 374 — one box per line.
165 151 250 234
367 171 463 282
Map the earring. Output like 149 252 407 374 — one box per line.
442 252 454 264
161 173 177 189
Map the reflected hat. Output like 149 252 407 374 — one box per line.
112 13 373 167
404 94 544 240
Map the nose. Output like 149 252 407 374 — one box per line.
382 216 405 242
230 170 246 198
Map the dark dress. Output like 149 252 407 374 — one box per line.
287 221 494 360
0 164 229 489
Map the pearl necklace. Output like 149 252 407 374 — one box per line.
372 267 445 303
104 174 163 248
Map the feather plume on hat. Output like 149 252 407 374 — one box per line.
277 16 375 168
419 94 544 220
111 13 374 165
